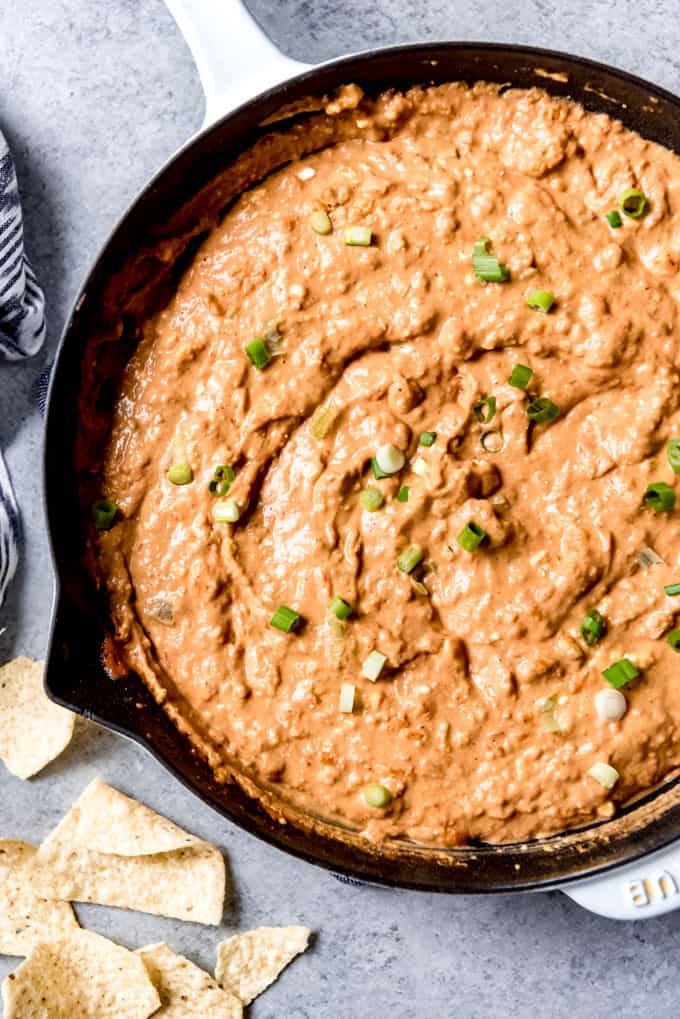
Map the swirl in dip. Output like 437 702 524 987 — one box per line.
90 82 680 846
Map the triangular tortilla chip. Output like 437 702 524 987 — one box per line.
0 657 74 779
215 926 311 1004
137 942 243 1018
29 779 225 925
1 929 160 1018
0 839 79 955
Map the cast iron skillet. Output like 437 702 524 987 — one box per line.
43 29 680 897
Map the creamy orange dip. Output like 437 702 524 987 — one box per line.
90 83 680 846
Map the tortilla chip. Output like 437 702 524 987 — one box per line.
0 657 74 779
215 926 311 1004
137 942 243 1018
1 929 160 1018
29 778 225 925
0 839 79 956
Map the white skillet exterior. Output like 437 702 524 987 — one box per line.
163 0 680 921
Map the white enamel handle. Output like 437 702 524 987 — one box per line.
164 0 313 127
563 839 680 920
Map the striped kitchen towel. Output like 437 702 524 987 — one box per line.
0 129 46 607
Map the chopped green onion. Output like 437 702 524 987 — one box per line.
370 458 390 480
396 546 424 574
509 363 533 390
328 596 353 620
580 609 606 647
618 187 647 219
665 583 680 597
643 481 676 513
359 487 384 512
345 226 372 246
214 499 240 523
526 289 555 313
667 629 680 652
339 683 356 713
167 462 193 486
473 395 496 424
209 465 235 497
419 431 437 447
310 210 332 235
92 499 118 531
245 337 271 369
397 485 410 503
527 397 560 424
457 522 486 552
472 237 509 282
481 430 504 453
362 783 392 808
362 650 387 682
310 403 340 440
606 210 622 228
589 762 619 790
667 438 680 474
535 695 559 733
637 546 664 568
375 444 405 475
603 658 639 689
270 605 301 633
411 457 429 477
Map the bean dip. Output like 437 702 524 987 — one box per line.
88 82 680 846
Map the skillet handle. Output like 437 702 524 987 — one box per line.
164 0 313 127
563 840 680 919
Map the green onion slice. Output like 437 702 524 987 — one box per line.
345 226 372 246
667 629 680 652
245 337 271 369
328 596 353 620
602 658 639 689
473 395 496 424
606 210 622 228
362 783 392 808
339 683 356 713
526 289 555 313
167 462 193 486
92 499 118 531
589 762 619 790
311 403 340 440
472 237 509 282
370 458 391 480
362 651 387 682
457 522 486 552
310 210 332 235
643 481 676 513
618 187 647 219
397 485 410 503
637 546 664 568
209 465 235 497
667 438 680 474
419 431 437 447
359 487 384 512
536 695 560 733
214 499 240 523
481 430 504 454
665 583 680 597
270 605 301 633
509 363 533 390
580 609 606 647
527 397 560 424
396 546 424 574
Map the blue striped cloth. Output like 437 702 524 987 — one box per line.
0 131 46 607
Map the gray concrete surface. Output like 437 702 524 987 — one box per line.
0 1 678 1015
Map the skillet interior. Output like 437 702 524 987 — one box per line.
44 42 680 892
